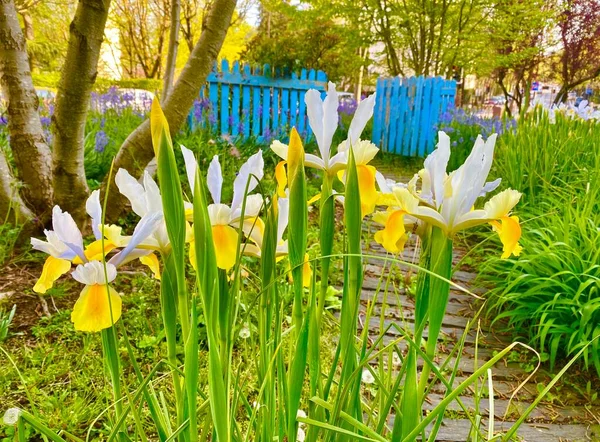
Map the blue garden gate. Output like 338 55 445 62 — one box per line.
189 60 328 141
372 76 456 157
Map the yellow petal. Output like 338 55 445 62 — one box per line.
391 187 420 213
189 239 197 271
287 128 304 188
307 193 321 205
83 239 117 262
484 189 522 219
374 210 408 254
34 256 72 294
372 210 391 226
212 224 239 270
275 161 288 197
140 253 161 280
151 97 172 159
185 207 194 222
302 254 312 288
103 224 128 247
376 192 398 207
71 284 122 332
490 215 522 259
286 254 312 287
357 165 378 217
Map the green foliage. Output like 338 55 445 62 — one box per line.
0 304 16 343
84 109 145 188
0 223 22 266
242 3 364 83
481 109 600 376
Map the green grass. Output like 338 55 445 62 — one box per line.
478 109 600 377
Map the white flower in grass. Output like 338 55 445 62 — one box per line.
392 352 402 368
297 428 306 442
361 369 375 384
239 325 251 339
3 408 21 426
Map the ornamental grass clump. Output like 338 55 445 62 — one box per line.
481 108 600 377
10 85 587 441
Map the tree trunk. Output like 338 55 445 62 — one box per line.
0 0 54 220
104 0 237 221
0 149 34 223
553 85 569 105
51 0 111 225
162 0 180 100
20 10 34 69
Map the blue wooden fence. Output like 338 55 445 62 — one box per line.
189 60 328 141
372 76 456 157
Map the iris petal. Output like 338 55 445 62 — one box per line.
189 238 197 271
212 224 239 270
33 256 72 293
140 253 161 280
275 161 288 197
490 216 522 259
302 254 312 287
71 284 122 332
82 239 117 262
357 165 378 217
374 210 408 254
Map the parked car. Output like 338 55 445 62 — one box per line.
484 95 506 106
36 87 56 101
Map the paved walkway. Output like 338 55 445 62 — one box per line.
358 166 600 441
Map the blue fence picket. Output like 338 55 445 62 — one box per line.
272 85 280 133
297 69 308 136
388 77 401 154
372 75 457 157
220 59 230 135
427 77 443 148
252 66 262 137
372 78 384 146
404 77 416 156
231 61 241 136
395 79 408 155
261 64 271 139
417 77 433 156
409 76 423 156
242 64 251 137
208 63 219 131
290 72 299 130
281 87 289 130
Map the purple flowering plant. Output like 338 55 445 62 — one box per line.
435 107 517 171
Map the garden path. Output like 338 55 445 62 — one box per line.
358 165 600 442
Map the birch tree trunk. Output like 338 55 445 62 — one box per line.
0 150 33 223
162 0 181 100
0 0 53 220
52 0 111 224
104 0 237 220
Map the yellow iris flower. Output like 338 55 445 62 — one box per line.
70 261 122 332
31 194 164 331
374 132 523 258
31 191 122 293
181 146 265 271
